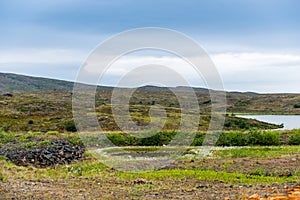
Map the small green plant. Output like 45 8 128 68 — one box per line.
224 121 233 128
107 133 136 146
294 103 300 108
191 133 204 146
0 172 4 181
0 131 15 143
235 119 249 129
46 131 59 135
288 133 300 145
65 121 77 132
22 141 38 149
28 119 34 124
67 136 83 146
250 167 271 176
38 140 51 147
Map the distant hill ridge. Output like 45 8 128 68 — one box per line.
0 72 256 94
0 73 113 93
0 73 74 92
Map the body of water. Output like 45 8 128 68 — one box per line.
237 115 300 130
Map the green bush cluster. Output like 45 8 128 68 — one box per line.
107 133 137 146
217 129 281 146
82 129 299 147
106 131 177 146
217 131 247 146
104 130 281 147
1 129 300 148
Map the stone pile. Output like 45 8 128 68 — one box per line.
0 140 84 167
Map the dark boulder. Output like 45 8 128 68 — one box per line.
2 92 13 97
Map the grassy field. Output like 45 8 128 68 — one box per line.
0 90 291 132
1 89 300 199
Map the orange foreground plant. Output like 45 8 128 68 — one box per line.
225 186 300 200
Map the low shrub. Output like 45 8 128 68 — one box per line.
38 140 52 147
216 129 281 146
107 133 136 146
137 133 163 146
140 130 179 146
294 103 300 108
191 133 204 146
288 133 300 145
54 129 300 147
257 131 280 146
65 121 77 132
67 136 84 146
106 131 177 146
217 131 246 146
246 129 280 146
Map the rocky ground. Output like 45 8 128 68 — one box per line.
0 177 299 199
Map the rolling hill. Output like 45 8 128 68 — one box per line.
1 72 300 116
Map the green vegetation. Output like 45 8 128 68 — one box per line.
0 171 4 182
0 130 81 148
294 103 300 108
288 135 300 145
64 121 77 132
75 129 297 147
118 169 294 184
1 129 300 150
212 146 300 158
0 131 15 143
224 116 282 130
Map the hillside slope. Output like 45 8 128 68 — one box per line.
0 73 74 92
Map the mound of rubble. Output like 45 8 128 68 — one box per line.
0 140 84 167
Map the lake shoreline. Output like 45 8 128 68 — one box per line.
236 114 300 130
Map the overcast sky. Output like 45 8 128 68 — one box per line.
0 0 299 93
